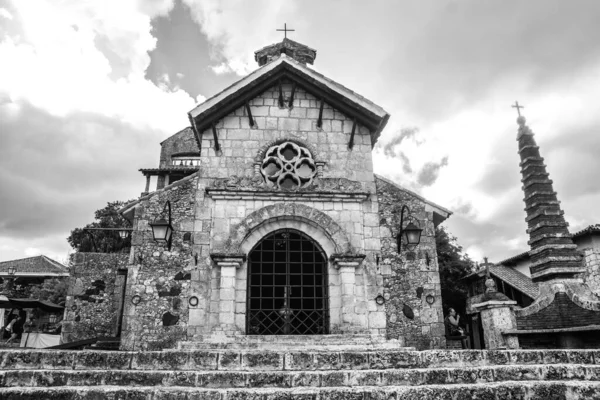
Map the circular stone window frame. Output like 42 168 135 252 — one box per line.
260 141 317 189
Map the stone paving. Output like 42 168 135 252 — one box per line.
1 348 600 399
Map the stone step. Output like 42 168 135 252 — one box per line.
179 334 399 350
178 342 411 351
1 364 599 388
1 381 600 399
1 349 597 371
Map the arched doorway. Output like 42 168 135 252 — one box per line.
246 229 329 335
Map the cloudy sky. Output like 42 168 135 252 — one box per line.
1 0 599 265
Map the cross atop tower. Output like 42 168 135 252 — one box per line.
276 23 295 39
511 101 525 117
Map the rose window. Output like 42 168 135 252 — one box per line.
261 142 316 189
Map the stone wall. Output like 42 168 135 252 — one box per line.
184 83 387 338
516 293 600 330
121 175 198 350
198 83 375 188
159 127 199 168
375 176 445 350
122 82 446 347
62 252 129 343
582 248 600 297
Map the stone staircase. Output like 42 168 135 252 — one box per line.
1 347 600 399
178 334 409 350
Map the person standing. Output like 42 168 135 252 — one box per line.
445 308 465 336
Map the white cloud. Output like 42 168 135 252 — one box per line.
0 0 201 261
183 0 297 75
0 0 196 132
24 247 42 257
0 7 13 20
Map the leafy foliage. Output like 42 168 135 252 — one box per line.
28 278 69 305
435 226 475 316
67 200 133 253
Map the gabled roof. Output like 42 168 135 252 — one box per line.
188 53 390 148
498 250 530 266
374 174 452 226
573 224 600 238
464 264 539 300
0 255 69 277
488 264 539 299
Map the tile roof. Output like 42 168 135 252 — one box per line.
489 264 539 299
0 256 69 276
498 250 530 266
573 224 600 238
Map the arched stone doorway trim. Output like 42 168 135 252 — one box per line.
212 203 361 333
223 203 354 256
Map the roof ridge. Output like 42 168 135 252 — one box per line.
0 255 44 265
373 174 452 216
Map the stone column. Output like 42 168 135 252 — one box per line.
472 299 519 350
331 254 365 333
144 175 151 193
211 254 245 334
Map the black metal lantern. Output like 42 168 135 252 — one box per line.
150 201 174 250
402 222 422 247
7 266 16 275
118 229 130 239
396 205 423 251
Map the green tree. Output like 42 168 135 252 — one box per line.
67 200 133 253
436 226 475 317
28 278 69 305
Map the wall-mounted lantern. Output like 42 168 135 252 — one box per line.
118 229 131 239
150 201 174 251
397 205 423 252
7 266 16 275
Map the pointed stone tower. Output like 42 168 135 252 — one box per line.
513 112 600 347
516 115 585 282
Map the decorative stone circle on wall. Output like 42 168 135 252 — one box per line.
260 141 316 189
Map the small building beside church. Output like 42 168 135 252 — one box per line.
82 38 453 351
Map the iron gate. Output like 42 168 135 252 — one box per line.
246 229 329 335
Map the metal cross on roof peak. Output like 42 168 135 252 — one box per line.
276 23 295 39
511 101 525 117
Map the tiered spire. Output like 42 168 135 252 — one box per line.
515 109 584 282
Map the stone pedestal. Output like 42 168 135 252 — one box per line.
331 254 365 332
473 299 519 350
211 254 245 333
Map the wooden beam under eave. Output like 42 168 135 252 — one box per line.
348 119 357 150
211 123 221 152
245 102 255 127
188 113 202 151
288 82 296 108
317 99 324 128
278 80 284 108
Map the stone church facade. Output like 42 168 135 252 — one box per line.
118 39 451 350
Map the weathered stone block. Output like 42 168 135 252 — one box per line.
247 372 290 388
242 352 283 370
218 351 241 370
201 371 246 388
188 351 218 370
